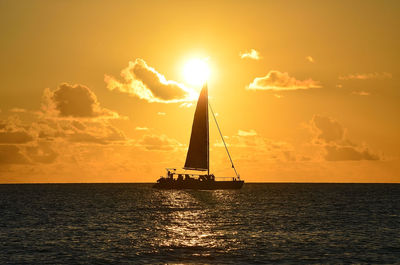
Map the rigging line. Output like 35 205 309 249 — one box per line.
208 103 240 179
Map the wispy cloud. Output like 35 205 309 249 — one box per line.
214 130 298 162
352 91 370 96
9 108 26 113
135 126 149 131
157 112 166 116
179 103 193 108
138 134 182 151
306 56 314 63
248 70 321 91
105 58 197 103
238 129 257 137
239 49 261 60
339 72 392 80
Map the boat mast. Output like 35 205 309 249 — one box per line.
206 86 210 177
209 103 240 180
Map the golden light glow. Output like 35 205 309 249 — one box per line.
182 58 210 86
0 1 399 183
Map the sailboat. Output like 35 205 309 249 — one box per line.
153 84 244 189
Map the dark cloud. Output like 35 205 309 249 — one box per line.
0 131 33 144
52 83 99 117
311 115 345 143
309 115 380 161
105 58 197 103
43 83 120 119
325 145 379 161
0 145 29 165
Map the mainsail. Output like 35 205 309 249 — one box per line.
184 84 209 171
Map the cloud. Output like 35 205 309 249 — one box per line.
0 114 128 167
179 103 193 108
66 122 126 145
0 145 30 165
157 112 166 116
42 83 120 119
309 115 380 161
338 72 392 80
310 115 345 143
35 84 127 145
352 91 370 96
138 134 181 151
25 142 58 164
135 126 149 131
306 56 314 63
238 129 257 137
0 116 34 144
239 49 261 60
214 130 297 162
248 70 321 91
325 145 379 161
7 110 126 146
67 132 109 145
9 108 26 113
0 131 33 144
105 58 197 103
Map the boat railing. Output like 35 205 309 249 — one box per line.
215 176 238 180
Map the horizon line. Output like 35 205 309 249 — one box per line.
1 181 399 185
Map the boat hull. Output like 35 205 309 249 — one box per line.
153 180 244 190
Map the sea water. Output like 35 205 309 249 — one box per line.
0 183 399 264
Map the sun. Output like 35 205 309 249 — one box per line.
183 58 210 86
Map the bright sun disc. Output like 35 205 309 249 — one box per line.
183 58 210 86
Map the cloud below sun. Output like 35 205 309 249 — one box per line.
105 58 198 103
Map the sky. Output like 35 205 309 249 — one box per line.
0 0 399 183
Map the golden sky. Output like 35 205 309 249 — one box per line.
0 0 399 183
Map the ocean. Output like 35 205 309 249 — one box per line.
0 183 399 264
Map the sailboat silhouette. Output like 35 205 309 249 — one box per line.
153 84 244 189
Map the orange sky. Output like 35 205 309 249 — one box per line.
0 0 399 183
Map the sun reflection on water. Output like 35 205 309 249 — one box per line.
150 190 241 259
146 188 250 263
159 191 214 248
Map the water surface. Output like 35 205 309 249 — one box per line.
0 183 399 264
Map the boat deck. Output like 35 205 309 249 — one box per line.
153 179 244 190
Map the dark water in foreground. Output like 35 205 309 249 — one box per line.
0 183 399 264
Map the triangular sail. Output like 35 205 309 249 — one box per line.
184 84 209 171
